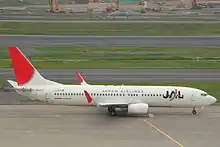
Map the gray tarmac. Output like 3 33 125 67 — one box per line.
0 104 219 147
1 35 220 52
1 68 220 83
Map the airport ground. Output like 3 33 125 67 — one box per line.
0 104 219 147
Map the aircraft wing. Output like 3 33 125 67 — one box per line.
95 102 128 107
83 90 128 107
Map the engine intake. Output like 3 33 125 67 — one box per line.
127 103 149 115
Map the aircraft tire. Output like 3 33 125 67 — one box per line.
111 111 116 116
192 109 197 115
108 107 116 116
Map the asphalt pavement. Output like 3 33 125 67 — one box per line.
1 35 220 53
0 105 219 147
1 68 220 83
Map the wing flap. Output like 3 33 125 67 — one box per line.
98 102 128 107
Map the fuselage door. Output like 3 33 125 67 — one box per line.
45 91 53 103
191 93 196 102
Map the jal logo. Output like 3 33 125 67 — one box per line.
163 89 184 101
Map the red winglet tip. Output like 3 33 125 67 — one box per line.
76 72 83 83
84 90 93 103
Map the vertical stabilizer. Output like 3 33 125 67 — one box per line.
8 46 61 86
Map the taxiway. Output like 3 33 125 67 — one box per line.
0 104 219 147
1 35 220 51
1 68 220 83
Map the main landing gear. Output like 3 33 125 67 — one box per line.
192 107 197 115
108 107 116 116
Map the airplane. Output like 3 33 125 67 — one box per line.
7 46 217 116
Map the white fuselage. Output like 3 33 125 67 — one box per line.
15 84 216 108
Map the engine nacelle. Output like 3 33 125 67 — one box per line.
127 103 149 115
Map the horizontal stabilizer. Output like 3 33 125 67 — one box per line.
7 80 18 88
6 80 34 92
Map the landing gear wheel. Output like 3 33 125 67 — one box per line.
108 107 116 116
111 110 116 116
192 108 197 115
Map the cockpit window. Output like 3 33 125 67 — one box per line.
201 93 208 96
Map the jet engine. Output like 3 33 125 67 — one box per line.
127 103 149 115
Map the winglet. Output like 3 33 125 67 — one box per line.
76 72 89 85
84 90 93 103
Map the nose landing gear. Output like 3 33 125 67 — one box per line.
192 107 197 115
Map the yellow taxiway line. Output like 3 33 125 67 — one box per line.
144 119 184 147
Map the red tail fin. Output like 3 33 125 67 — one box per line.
8 46 34 86
8 46 60 86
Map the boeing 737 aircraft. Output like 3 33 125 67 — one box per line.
7 46 217 116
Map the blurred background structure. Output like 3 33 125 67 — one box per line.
1 0 220 20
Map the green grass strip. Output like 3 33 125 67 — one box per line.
1 46 220 68
1 22 220 35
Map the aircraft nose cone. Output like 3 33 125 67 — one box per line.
209 96 217 104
